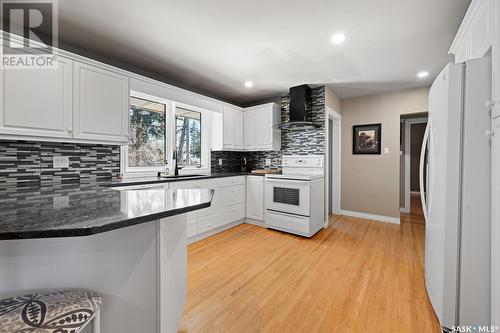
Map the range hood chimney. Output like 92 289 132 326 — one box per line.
277 84 320 130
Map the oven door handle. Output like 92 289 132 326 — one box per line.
265 178 310 184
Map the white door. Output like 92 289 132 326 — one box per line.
246 176 264 220
0 55 73 138
74 62 129 143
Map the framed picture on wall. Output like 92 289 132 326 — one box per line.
353 123 381 154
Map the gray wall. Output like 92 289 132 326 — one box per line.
340 87 429 218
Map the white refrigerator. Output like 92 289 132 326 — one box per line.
422 56 491 331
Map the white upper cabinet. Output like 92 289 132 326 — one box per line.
74 62 129 143
243 103 281 151
234 111 244 149
0 55 74 138
449 0 492 63
223 106 244 150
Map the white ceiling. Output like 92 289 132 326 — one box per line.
57 0 471 105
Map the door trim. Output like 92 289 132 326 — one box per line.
403 117 428 214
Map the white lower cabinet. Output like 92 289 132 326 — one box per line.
168 176 246 240
197 213 220 234
246 176 264 221
186 220 197 238
222 202 246 223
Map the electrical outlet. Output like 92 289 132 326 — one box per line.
53 196 69 209
53 156 69 168
218 158 223 166
265 159 271 166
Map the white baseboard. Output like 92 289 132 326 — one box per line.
340 210 400 224
400 207 410 213
245 218 265 227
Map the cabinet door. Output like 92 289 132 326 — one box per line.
246 176 264 220
223 108 235 148
74 62 129 143
244 111 256 150
0 55 73 138
255 108 272 148
492 116 500 325
468 0 491 60
234 111 244 149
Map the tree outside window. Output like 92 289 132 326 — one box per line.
176 108 201 167
128 97 166 168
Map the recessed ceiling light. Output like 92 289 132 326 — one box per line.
331 32 346 45
417 71 429 78
244 81 253 88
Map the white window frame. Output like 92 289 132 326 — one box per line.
172 102 210 175
121 91 210 178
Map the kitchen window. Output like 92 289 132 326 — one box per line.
128 97 166 169
122 92 210 176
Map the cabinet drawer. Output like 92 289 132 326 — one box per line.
187 223 197 238
168 180 199 190
198 178 219 188
219 185 245 206
221 202 245 225
198 213 221 234
265 210 310 235
220 176 245 187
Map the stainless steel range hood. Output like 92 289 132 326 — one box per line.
276 84 320 130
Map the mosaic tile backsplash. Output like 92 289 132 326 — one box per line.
0 140 120 187
1 87 325 185
211 86 326 171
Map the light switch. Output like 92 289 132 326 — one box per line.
218 158 223 166
265 159 271 166
384 147 390 154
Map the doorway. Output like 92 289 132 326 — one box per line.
400 115 428 219
325 107 341 222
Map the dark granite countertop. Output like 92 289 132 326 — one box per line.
0 183 214 240
106 171 269 188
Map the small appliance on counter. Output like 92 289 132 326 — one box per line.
264 155 324 237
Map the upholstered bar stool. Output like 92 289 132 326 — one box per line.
0 289 102 333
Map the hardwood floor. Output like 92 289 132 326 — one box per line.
401 193 425 225
179 215 440 333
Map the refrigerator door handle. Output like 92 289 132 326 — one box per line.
419 122 430 222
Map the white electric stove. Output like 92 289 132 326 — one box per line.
264 155 325 237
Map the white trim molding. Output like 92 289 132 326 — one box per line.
325 106 342 226
340 210 400 225
403 117 428 214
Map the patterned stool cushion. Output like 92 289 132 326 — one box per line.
0 289 102 333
